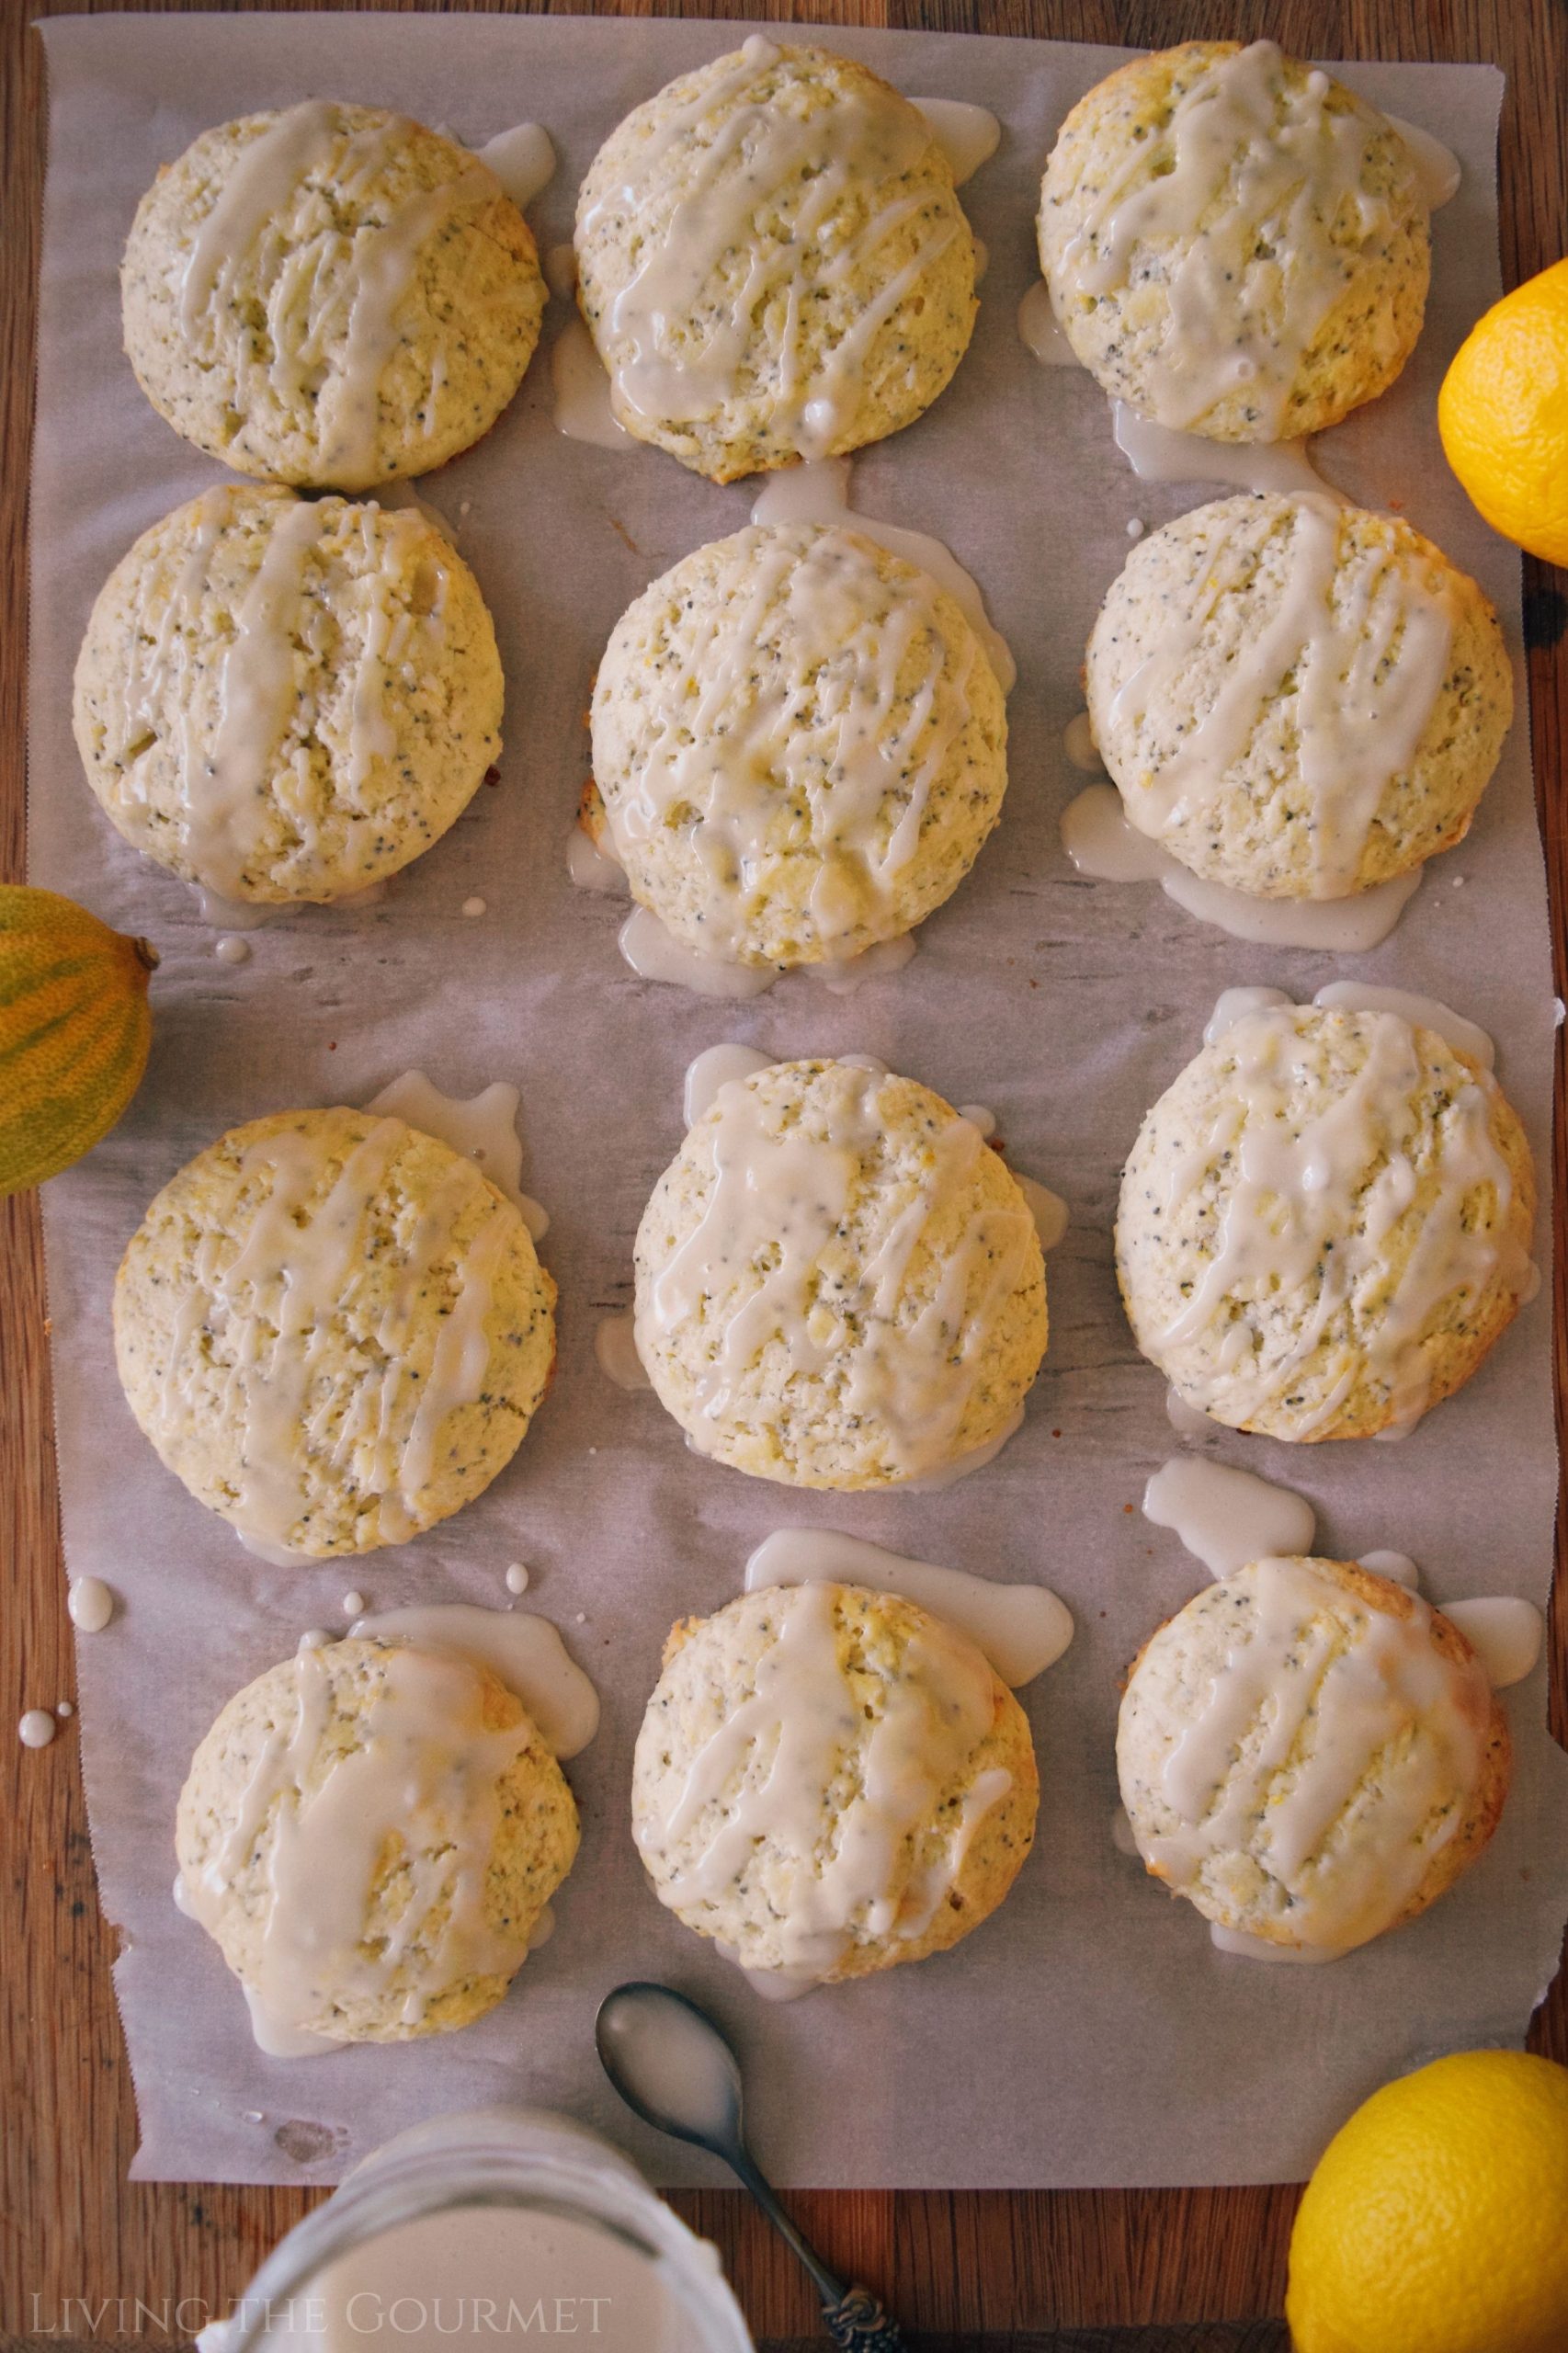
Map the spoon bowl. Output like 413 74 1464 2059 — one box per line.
595 1980 744 2155
595 1981 907 2351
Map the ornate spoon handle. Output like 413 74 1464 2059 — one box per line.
821 2282 907 2352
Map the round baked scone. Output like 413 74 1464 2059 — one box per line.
589 523 1008 969
177 1637 578 2046
632 1582 1038 1987
1118 1557 1511 1955
122 102 546 489
73 484 504 905
1039 40 1430 441
634 1058 1047 1487
1116 1003 1536 1441
1085 494 1512 898
115 1108 556 1557
574 38 978 481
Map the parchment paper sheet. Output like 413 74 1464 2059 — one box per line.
28 12 1568 2190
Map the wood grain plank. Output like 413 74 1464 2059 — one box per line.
1 2 1562 2345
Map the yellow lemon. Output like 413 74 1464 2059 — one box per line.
1286 2050 1568 2353
0 885 156 1194
1438 258 1568 563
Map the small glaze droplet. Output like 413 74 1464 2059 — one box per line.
506 1562 530 1596
214 936 252 966
19 1710 56 1748
461 896 487 918
342 1590 367 1619
67 1576 116 1633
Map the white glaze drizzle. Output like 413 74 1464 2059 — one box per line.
1142 1454 1316 1579
1309 983 1494 1070
1358 1549 1420 1589
365 1070 550 1239
67 1577 116 1633
472 123 556 210
639 1060 1037 1482
1205 983 1495 1073
315 132 499 483
1149 1005 1531 1435
684 1044 775 1125
182 1643 538 2056
1110 403 1336 497
1135 1558 1489 1952
595 1311 652 1392
163 1117 520 1553
912 98 1000 186
1384 114 1461 209
1017 280 1081 367
180 101 504 484
1016 1175 1070 1252
579 36 960 461
567 823 631 895
1165 1388 1218 1440
551 318 632 448
1441 1597 1544 1688
1058 43 1396 437
744 1529 1073 1686
607 520 983 964
115 487 444 903
1062 782 1422 949
617 904 778 999
648 1578 1005 1987
1062 712 1106 773
813 932 920 994
892 1403 1025 1490
188 497 322 896
348 1602 599 1756
1204 984 1296 1044
748 458 1015 693
1106 495 1457 897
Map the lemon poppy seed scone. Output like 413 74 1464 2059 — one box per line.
122 102 546 489
1118 1557 1510 1955
1039 41 1429 442
1116 1003 1536 1442
1085 494 1512 899
590 523 1008 969
634 1059 1047 1488
574 38 978 482
632 1582 1038 1987
177 1638 578 2046
115 1108 556 1558
73 484 503 906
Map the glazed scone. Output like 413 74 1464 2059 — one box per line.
574 38 977 481
1116 1004 1536 1441
1039 40 1429 441
115 1108 556 1557
1085 494 1512 898
1118 1557 1510 1954
73 484 504 905
122 102 546 489
632 1582 1038 1985
634 1058 1047 1487
177 1638 578 2044
590 523 1008 968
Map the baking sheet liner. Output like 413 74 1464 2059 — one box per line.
28 12 1568 2188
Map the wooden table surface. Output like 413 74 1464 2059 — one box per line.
3 2 1564 2345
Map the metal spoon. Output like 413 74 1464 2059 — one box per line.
596 1981 905 2352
